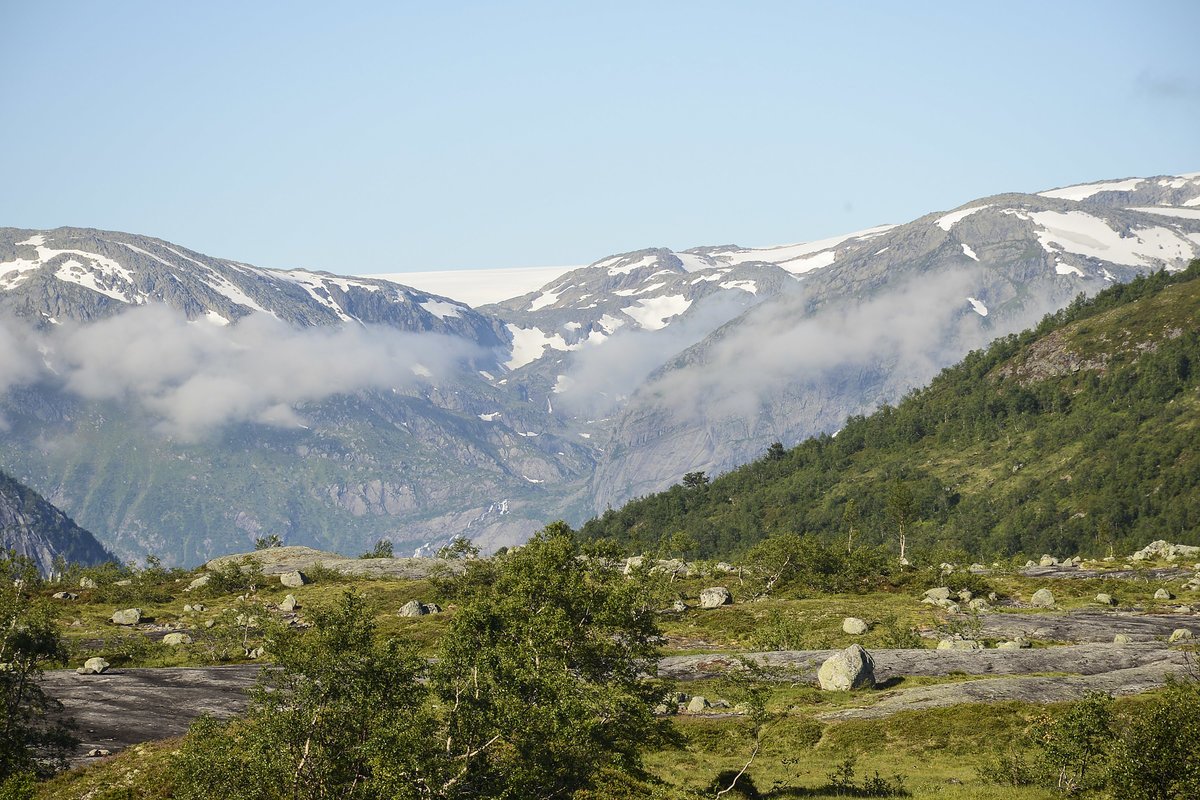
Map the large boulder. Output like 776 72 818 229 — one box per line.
399 600 429 617
280 571 308 588
699 587 732 609
1169 628 1194 643
842 617 869 635
1030 588 1055 607
162 633 193 646
111 608 142 626
817 644 875 691
76 657 110 675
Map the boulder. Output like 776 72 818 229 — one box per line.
996 641 1022 650
279 594 298 612
1095 593 1115 606
957 589 973 602
52 592 78 600
1039 555 1059 567
185 574 210 592
1030 588 1055 607
1153 588 1174 601
280 570 308 588
937 639 982 651
80 577 98 589
699 587 732 609
87 749 111 757
923 587 951 601
425 602 443 614
111 608 142 626
1169 629 1194 643
76 657 110 675
842 617 869 635
162 633 193 646
1114 634 1134 644
687 695 710 713
967 598 992 612
671 599 689 613
399 600 429 617
817 644 875 691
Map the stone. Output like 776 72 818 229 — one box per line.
699 587 732 609
842 617 868 635
425 602 443 614
280 570 308 588
967 598 992 612
115 579 133 586
279 594 298 612
687 695 710 713
399 599 429 617
1169 629 1194 643
622 556 645 575
80 577 98 589
52 591 78 600
938 639 982 650
1114 634 1134 644
185 574 210 591
76 657 110 675
817 644 875 691
1095 593 1115 606
1039 555 1059 567
671 599 689 612
87 749 111 757
111 608 142 626
162 633 193 646
957 589 973 602
245 647 266 659
182 604 193 612
714 562 735 573
1154 588 1174 601
923 587 951 601
996 641 1022 650
204 619 215 628
1030 588 1055 607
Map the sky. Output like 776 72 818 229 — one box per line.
1 1 1197 276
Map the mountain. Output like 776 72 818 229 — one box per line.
0 468 113 573
0 174 1197 565
580 261 1200 560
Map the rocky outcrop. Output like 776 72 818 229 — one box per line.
0 469 113 574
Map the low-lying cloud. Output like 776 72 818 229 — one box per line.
1 306 480 439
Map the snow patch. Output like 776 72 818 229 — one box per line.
961 243 979 261
419 298 464 319
935 205 992 232
366 265 575 307
478 412 501 421
204 310 230 326
621 294 691 331
528 289 561 311
1055 260 1085 277
608 254 659 276
1029 210 1197 267
505 324 567 369
966 297 988 316
719 280 757 294
552 374 571 394
563 321 582 331
478 370 495 381
1183 195 1200 207
1038 178 1145 201
411 364 433 378
16 234 44 247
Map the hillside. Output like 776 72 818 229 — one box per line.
581 261 1200 560
0 468 113 572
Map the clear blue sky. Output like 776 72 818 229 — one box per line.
2 1 1197 274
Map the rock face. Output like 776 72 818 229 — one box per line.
111 608 142 625
0 469 113 574
699 587 732 609
817 644 875 691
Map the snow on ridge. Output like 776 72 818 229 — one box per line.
1037 178 1144 201
366 265 575 307
608 254 659 276
1055 260 1085 277
528 288 561 311
1029 210 1197 268
621 294 691 331
715 225 898 269
1184 196 1200 208
934 204 993 232
961 243 979 262
966 297 988 317
16 234 45 247
719 280 757 294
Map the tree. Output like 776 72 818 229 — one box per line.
765 442 786 462
1106 672 1200 800
254 534 283 550
842 498 860 553
435 536 479 560
0 554 74 791
682 471 709 489
886 480 917 564
173 523 672 799
359 540 394 559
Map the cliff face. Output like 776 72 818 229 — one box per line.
0 469 113 573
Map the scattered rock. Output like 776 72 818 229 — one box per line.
842 617 868 635
1153 588 1174 601
280 595 298 612
1132 541 1200 562
425 602 443 614
1169 629 1194 643
817 644 875 691
968 598 992 612
399 600 429 617
115 579 133 586
162 633 193 646
87 749 111 757
1030 588 1055 607
699 587 732 609
80 577 98 589
937 639 982 651
687 695 710 713
671 599 689 612
996 641 1022 650
1095 593 1116 606
111 608 142 626
923 587 951 601
279 570 308 588
957 589 973 602
245 647 266 659
76 657 110 675
52 592 78 600
1114 634 1134 644
1039 555 1059 567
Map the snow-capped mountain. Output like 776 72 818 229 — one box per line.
0 173 1197 564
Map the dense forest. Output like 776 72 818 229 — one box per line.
581 261 1200 562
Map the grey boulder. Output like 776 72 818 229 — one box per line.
817 644 875 691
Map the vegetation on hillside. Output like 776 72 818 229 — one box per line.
582 261 1200 562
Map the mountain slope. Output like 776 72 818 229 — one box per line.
580 261 1200 560
0 468 113 572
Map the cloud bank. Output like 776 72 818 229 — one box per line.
0 306 480 439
